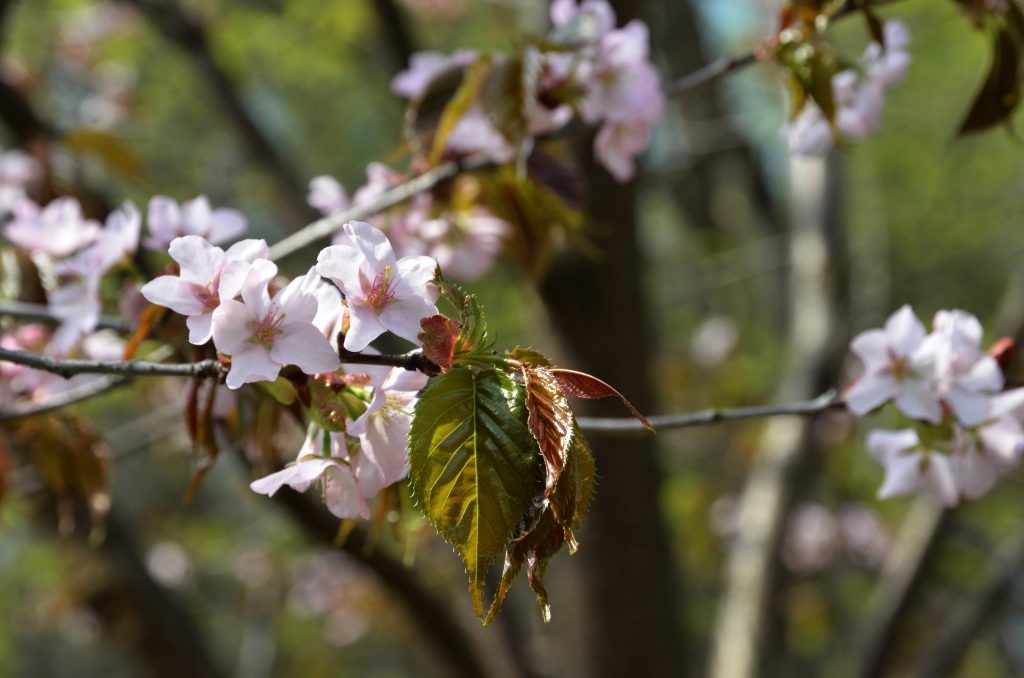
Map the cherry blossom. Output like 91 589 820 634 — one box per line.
550 0 616 38
144 195 247 251
784 21 911 156
307 176 350 216
316 221 439 351
250 429 370 519
354 386 418 499
390 49 476 100
3 196 101 258
141 235 270 345
867 429 959 507
922 309 1004 426
844 304 941 422
211 260 341 389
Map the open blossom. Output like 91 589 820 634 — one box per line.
3 196 101 258
343 362 427 436
867 429 959 507
355 385 418 499
845 305 941 422
144 195 247 251
250 429 370 519
211 260 341 389
316 221 439 351
784 21 911 156
550 0 616 37
141 235 269 345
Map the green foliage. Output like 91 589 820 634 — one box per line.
408 366 541 618
958 8 1024 134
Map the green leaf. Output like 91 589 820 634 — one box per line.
484 426 595 624
409 367 541 618
261 376 298 405
308 378 365 432
481 49 541 161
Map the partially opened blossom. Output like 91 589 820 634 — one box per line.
845 305 941 422
211 261 341 389
316 221 439 351
867 429 958 507
355 387 418 499
144 195 247 251
342 361 427 436
3 196 100 258
250 429 369 519
141 235 270 345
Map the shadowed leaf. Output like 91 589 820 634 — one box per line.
549 369 655 432
429 56 492 166
409 366 541 618
518 359 574 508
959 25 1022 134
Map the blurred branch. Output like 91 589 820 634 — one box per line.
913 531 1024 678
0 300 131 333
0 374 129 423
124 0 317 226
844 499 949 678
709 154 849 678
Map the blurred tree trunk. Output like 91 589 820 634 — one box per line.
540 137 683 678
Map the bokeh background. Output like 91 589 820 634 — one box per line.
3 0 1024 676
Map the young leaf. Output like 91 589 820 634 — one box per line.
418 314 463 372
485 428 595 624
436 277 492 356
409 366 542 618
548 369 655 432
519 362 574 507
122 304 166 360
481 53 538 154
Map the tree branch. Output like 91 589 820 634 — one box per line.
0 374 129 423
0 347 223 379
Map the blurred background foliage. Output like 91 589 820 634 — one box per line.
4 0 1024 676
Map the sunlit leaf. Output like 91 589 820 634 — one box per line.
409 366 541 618
549 369 655 431
436 277 492 357
514 352 574 508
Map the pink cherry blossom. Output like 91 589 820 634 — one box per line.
867 429 959 507
308 176 350 216
211 261 341 389
355 388 418 499
3 196 101 258
141 235 270 345
550 0 616 38
402 210 508 282
342 361 427 436
844 305 942 422
391 49 477 100
316 221 439 351
250 429 370 519
144 195 247 251
949 388 1024 498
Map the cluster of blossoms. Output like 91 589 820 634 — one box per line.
137 220 440 518
783 21 911 155
390 0 666 182
308 166 507 282
845 305 1024 507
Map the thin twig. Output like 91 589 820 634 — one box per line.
0 374 129 423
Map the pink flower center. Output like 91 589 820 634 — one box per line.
248 310 285 349
363 265 396 312
195 281 219 310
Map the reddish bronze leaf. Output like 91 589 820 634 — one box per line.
521 365 574 507
548 369 655 432
418 314 462 372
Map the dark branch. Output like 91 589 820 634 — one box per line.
0 347 223 379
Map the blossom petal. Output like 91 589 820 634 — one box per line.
141 276 205 316
271 322 340 376
186 311 215 346
844 372 899 416
893 379 943 423
225 344 280 389
884 305 925 356
211 299 254 355
343 306 387 352
250 457 337 496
